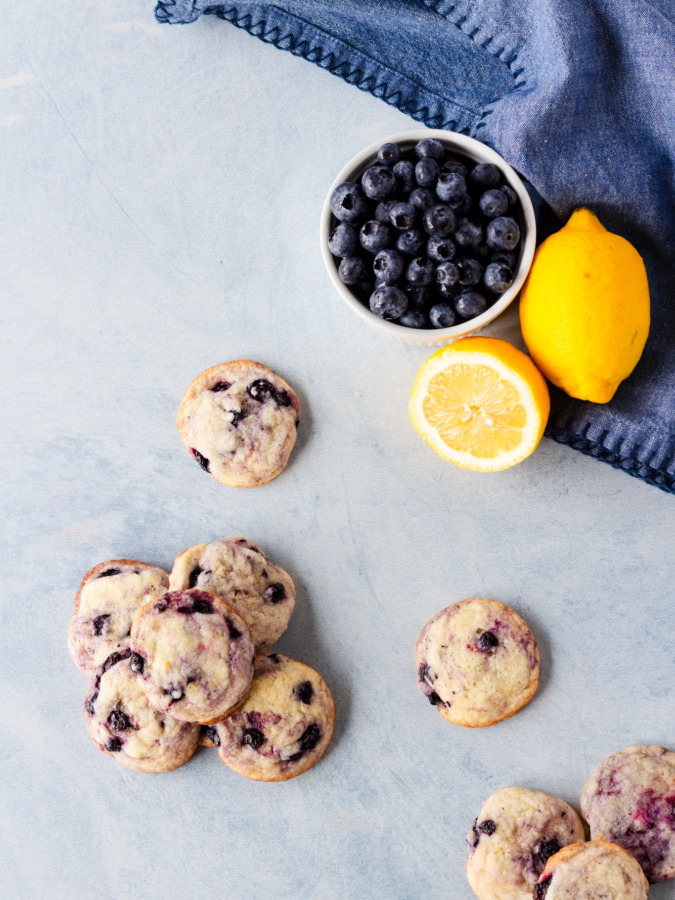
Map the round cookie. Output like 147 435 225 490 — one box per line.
177 360 300 487
466 787 586 900
212 653 335 781
83 649 200 773
170 538 296 649
580 744 675 882
533 840 649 899
416 597 540 727
68 560 170 674
130 589 254 725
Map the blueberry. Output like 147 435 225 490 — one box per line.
486 216 521 251
484 262 514 293
434 282 459 301
393 159 416 193
192 598 213 615
500 184 518 206
330 182 369 223
441 158 468 179
373 249 405 284
93 614 110 636
211 380 231 392
415 158 440 188
228 621 242 640
479 189 508 218
377 142 401 166
247 379 276 402
478 820 497 835
188 566 202 589
470 162 501 188
369 285 408 320
409 187 436 213
203 726 221 747
85 697 96 715
274 390 292 409
288 723 321 761
106 737 123 753
427 235 456 262
406 256 435 286
457 257 483 286
538 839 561 865
418 663 431 682
422 204 456 236
191 448 210 473
415 138 445 161
98 568 121 578
455 291 488 318
449 192 472 215
263 583 286 604
435 261 460 288
534 882 551 900
404 284 431 310
375 200 397 223
427 691 444 705
242 727 264 749
294 681 314 704
473 242 492 263
338 256 368 285
396 229 425 256
429 303 456 328
398 309 429 329
477 630 499 651
328 223 359 258
361 165 397 201
388 201 416 231
436 172 467 204
107 705 130 732
454 219 483 249
129 653 144 674
492 250 518 269
359 220 393 254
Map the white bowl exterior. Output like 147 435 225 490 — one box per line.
320 129 537 346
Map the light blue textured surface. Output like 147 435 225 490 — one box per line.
1 3 673 898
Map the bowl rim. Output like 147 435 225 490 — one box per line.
320 128 537 344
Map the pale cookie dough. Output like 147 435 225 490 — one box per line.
534 840 649 899
83 649 200 773
68 560 169 674
213 653 335 781
466 787 586 900
130 589 254 725
416 597 540 727
177 360 300 487
580 744 675 882
170 538 296 649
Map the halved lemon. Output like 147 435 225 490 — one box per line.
409 337 550 472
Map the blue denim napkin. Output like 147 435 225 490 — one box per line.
156 0 674 492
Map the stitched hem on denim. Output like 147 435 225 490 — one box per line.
546 426 675 494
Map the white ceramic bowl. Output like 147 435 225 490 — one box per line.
320 129 536 346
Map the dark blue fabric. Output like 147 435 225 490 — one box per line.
156 0 675 492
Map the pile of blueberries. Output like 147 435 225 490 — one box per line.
328 138 523 329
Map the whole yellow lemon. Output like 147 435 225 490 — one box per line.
519 208 650 403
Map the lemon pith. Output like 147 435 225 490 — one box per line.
410 337 550 472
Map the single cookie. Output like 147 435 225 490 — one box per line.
416 597 540 727
177 360 300 487
68 560 170 674
212 653 335 781
169 538 296 649
83 649 200 773
130 589 254 725
580 744 675 882
466 787 586 900
534 840 649 899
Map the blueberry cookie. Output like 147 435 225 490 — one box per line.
580 744 675 882
68 560 170 674
212 653 335 781
416 597 540 727
130 589 254 724
169 538 296 649
83 649 200 773
466 787 586 900
533 840 649 899
177 360 300 487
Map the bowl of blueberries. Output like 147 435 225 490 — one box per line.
320 130 536 344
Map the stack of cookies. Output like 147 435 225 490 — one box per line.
68 538 335 780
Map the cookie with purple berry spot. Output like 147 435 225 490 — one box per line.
466 787 586 900
130 589 254 725
83 649 200 773
212 653 335 781
416 597 540 727
580 744 675 882
533 839 649 899
169 538 295 650
68 560 170 674
177 360 300 488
